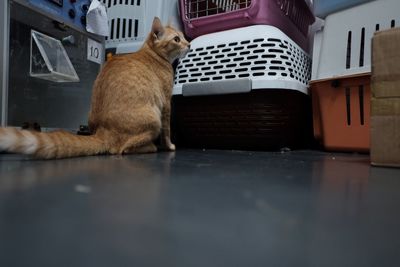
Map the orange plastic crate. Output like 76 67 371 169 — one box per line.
310 73 371 152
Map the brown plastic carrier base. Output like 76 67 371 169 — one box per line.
171 89 313 151
310 73 371 153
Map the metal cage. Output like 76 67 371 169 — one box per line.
185 0 252 19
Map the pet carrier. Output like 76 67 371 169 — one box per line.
310 0 399 152
179 0 315 51
310 74 371 152
102 0 182 54
172 25 313 150
312 0 400 80
174 25 311 96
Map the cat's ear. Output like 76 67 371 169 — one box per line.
151 17 164 39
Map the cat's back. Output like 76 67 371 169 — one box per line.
89 49 171 121
99 50 170 83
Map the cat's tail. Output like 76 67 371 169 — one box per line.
0 127 108 159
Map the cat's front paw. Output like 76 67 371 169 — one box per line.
166 143 176 151
159 140 176 151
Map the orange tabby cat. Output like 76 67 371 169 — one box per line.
0 17 190 159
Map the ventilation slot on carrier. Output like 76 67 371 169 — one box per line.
108 18 139 40
359 85 365 125
345 87 351 126
346 31 352 69
343 85 366 126
359 28 365 67
103 0 140 6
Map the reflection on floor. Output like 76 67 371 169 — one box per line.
1 150 399 267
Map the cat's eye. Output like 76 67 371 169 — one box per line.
174 36 181 43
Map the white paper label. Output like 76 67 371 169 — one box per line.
87 38 103 64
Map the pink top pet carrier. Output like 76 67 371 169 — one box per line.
179 0 315 51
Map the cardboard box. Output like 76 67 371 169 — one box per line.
371 27 400 167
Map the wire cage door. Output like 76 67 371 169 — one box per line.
185 0 252 19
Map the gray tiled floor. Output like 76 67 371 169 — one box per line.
1 150 400 267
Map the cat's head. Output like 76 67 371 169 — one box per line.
146 17 190 63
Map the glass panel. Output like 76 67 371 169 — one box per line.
30 30 79 82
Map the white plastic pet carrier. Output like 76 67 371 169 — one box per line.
173 25 312 96
312 0 400 80
102 0 182 54
172 25 313 151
